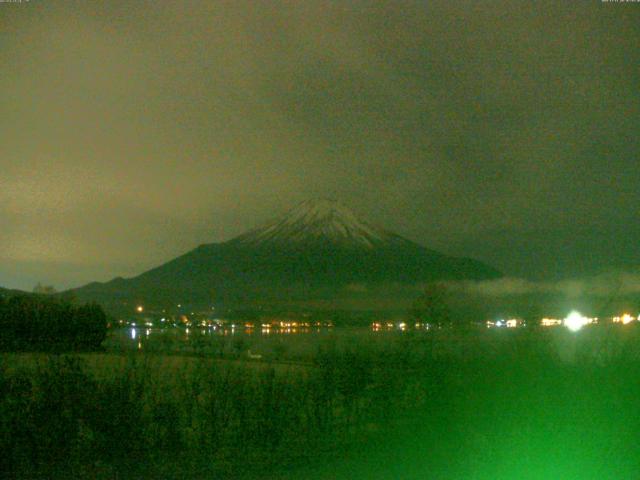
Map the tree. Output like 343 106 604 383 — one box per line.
0 294 107 352
410 282 451 327
33 283 57 295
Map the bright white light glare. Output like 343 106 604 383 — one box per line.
130 328 136 340
564 311 588 332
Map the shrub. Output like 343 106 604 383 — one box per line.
0 294 107 352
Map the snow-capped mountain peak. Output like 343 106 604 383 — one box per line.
232 199 394 248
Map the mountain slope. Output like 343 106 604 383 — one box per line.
71 200 501 309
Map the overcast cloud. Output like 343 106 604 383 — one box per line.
1 1 639 290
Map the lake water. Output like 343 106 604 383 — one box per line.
104 324 415 361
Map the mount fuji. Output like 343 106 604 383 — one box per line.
232 199 402 249
71 199 501 310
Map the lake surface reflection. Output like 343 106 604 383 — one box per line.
105 324 405 360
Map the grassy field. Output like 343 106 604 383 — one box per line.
1 324 640 479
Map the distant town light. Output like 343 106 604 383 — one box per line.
613 313 634 325
136 305 144 313
564 311 588 332
487 318 519 328
541 318 562 327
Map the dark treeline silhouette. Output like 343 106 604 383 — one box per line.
0 294 107 352
410 282 451 326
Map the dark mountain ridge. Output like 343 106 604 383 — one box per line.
71 200 501 310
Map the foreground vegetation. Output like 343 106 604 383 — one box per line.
1 325 640 479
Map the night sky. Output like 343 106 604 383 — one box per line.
1 1 639 291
